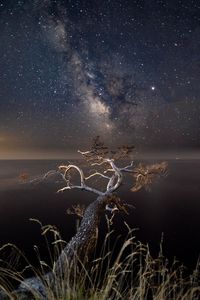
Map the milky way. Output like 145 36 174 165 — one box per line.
0 0 200 157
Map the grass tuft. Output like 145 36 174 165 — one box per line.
0 220 199 299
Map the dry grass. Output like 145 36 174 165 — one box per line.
0 220 199 300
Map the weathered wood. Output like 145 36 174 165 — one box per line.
53 193 121 276
6 194 123 299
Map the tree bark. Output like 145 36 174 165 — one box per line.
49 193 121 280
8 193 121 299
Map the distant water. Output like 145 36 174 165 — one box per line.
0 159 200 270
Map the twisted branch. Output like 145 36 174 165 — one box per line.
57 165 104 196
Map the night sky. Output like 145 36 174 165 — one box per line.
0 0 200 159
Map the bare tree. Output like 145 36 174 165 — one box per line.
5 137 167 299
52 136 167 275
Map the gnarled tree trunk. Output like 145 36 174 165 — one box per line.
53 194 110 274
9 194 122 299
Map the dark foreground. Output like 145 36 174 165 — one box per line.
0 159 200 271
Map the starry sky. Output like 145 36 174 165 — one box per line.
0 0 200 159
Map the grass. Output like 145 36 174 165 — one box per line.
0 218 199 299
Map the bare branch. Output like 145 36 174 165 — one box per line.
106 174 116 191
104 159 123 193
28 138 167 199
85 172 110 181
57 183 104 195
91 161 109 166
59 165 85 186
29 170 59 184
120 161 135 172
103 168 114 173
58 164 104 195
57 157 125 195
77 150 92 155
57 186 80 193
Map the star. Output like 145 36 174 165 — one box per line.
0 0 199 157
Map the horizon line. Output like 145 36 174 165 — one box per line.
0 150 200 160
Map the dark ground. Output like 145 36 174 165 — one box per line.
0 159 200 272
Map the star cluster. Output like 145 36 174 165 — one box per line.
0 0 200 158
